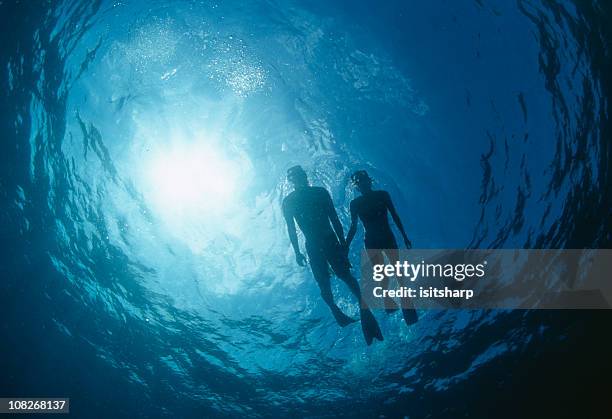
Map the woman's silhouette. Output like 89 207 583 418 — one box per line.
346 170 418 326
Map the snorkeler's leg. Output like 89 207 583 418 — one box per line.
308 246 356 327
320 280 357 327
385 248 418 326
370 249 399 313
338 272 384 345
330 247 383 345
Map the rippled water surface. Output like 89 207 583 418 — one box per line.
1 0 611 417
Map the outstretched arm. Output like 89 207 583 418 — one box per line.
325 192 347 248
282 201 306 266
346 201 358 248
385 192 412 248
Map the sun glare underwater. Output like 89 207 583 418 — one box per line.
1 0 611 418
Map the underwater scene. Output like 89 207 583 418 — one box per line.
1 0 611 417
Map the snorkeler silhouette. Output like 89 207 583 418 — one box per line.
346 170 418 326
282 165 383 345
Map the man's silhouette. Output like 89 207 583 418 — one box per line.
282 165 383 345
346 170 418 326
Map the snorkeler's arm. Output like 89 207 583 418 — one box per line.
325 191 347 248
282 199 306 266
346 200 358 248
385 192 412 248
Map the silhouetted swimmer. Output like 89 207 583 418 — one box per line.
346 170 418 326
282 165 383 345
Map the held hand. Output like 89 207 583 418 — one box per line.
295 252 307 267
404 237 413 249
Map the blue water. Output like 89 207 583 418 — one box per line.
1 0 610 417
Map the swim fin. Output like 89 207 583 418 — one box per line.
402 308 418 326
360 309 384 345
384 297 400 314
